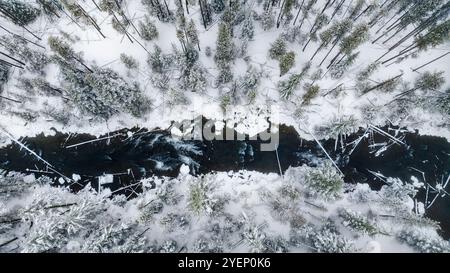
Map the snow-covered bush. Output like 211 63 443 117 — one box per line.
379 178 417 210
302 162 344 200
160 213 190 232
397 229 450 253
240 216 268 253
82 223 147 253
291 221 355 253
188 177 218 215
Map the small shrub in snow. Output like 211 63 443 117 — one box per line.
188 177 218 215
291 221 355 253
192 237 223 253
138 200 164 223
160 213 189 232
339 208 379 235
379 178 417 209
82 223 147 253
302 162 344 200
262 236 289 253
159 240 178 253
397 229 450 253
240 219 267 253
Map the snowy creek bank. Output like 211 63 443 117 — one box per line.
0 120 449 239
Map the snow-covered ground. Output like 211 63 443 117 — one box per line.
0 0 448 142
1 165 447 253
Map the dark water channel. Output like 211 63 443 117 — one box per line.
0 120 449 238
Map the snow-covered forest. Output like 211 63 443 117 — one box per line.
0 0 449 253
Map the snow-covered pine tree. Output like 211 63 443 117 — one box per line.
269 37 287 60
259 9 275 31
215 23 235 84
396 71 446 99
148 45 173 74
142 0 173 23
276 0 295 28
139 15 159 41
37 0 61 19
279 51 296 76
0 0 40 26
302 83 320 106
187 19 200 51
240 17 255 40
329 52 359 79
211 0 225 14
302 162 344 200
397 229 450 253
98 0 123 14
239 65 262 100
278 62 311 99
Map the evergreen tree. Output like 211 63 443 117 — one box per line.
211 0 225 14
268 37 287 60
98 0 123 14
142 0 173 22
215 23 235 84
302 162 343 200
240 17 255 40
0 0 40 26
278 62 311 99
279 51 295 76
329 52 359 79
259 9 275 31
148 45 173 74
302 84 320 106
187 19 200 51
138 16 159 41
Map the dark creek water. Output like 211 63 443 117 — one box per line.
0 120 449 238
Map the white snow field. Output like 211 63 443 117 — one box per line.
0 0 449 253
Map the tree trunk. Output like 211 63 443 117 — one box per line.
293 0 305 25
